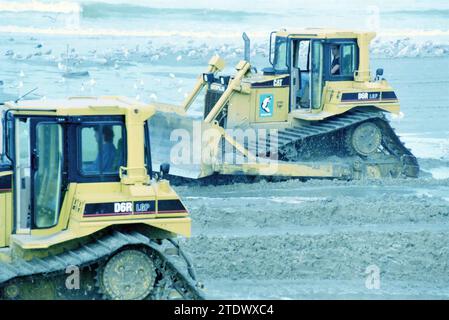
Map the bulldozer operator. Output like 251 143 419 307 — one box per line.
85 125 118 173
331 44 341 75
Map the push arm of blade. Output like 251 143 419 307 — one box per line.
182 55 226 111
215 124 257 162
204 60 251 123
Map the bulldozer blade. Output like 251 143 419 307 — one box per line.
148 108 220 179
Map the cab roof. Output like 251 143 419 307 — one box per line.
275 28 376 40
4 96 155 119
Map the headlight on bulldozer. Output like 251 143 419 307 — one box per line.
203 73 215 83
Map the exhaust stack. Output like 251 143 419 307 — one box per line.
242 32 250 63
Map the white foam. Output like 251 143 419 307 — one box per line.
0 22 449 58
401 135 449 160
0 0 80 14
185 196 326 203
429 167 449 180
0 25 247 38
371 36 449 58
378 30 449 37
269 196 326 205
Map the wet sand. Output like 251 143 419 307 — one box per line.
177 175 449 299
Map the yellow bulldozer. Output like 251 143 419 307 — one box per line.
0 97 203 300
150 28 419 182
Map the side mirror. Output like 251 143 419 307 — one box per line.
160 163 170 178
375 68 384 80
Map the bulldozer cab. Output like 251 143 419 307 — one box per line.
268 30 361 112
0 97 190 251
3 115 129 233
0 110 129 236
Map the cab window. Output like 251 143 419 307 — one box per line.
274 37 288 71
329 42 358 79
34 123 63 228
144 122 153 178
0 110 3 156
341 43 357 76
295 40 310 71
80 124 125 176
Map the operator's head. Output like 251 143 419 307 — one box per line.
331 45 340 57
102 126 114 143
94 125 114 143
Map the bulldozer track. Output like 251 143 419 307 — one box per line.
245 109 419 178
0 230 205 300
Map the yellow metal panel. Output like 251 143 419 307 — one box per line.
31 184 76 237
6 192 12 246
276 29 375 41
0 171 12 177
5 96 155 121
0 192 12 247
218 161 352 178
253 87 289 123
0 193 6 247
12 217 191 250
291 79 401 121
227 92 252 127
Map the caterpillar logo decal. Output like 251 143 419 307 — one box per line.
259 94 273 117
83 200 186 217
251 76 289 88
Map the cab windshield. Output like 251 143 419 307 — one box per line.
273 37 288 72
0 111 3 157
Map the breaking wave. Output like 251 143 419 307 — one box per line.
0 0 80 14
0 25 247 38
370 36 449 58
0 1 271 20
1 1 449 58
81 2 271 20
2 25 449 58
385 9 449 18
